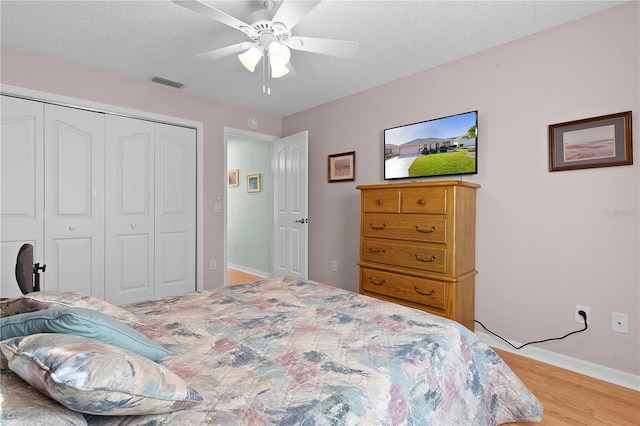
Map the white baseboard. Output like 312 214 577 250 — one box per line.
476 331 640 391
227 264 270 279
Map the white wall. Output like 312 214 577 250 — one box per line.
283 3 639 376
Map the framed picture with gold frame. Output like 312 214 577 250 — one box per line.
247 173 261 193
228 169 239 186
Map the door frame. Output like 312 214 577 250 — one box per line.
223 127 277 286
1 84 205 291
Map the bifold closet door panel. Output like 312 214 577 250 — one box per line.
155 123 196 299
44 104 105 298
0 96 45 298
105 115 155 305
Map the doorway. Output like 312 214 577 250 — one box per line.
225 129 275 284
223 127 309 286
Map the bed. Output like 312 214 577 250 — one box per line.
0 276 542 425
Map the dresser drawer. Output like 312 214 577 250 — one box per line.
363 213 447 243
362 189 399 213
361 268 446 310
401 187 447 214
363 238 447 273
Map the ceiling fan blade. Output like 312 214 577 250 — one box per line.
173 1 255 35
271 0 322 33
195 42 255 61
285 36 359 59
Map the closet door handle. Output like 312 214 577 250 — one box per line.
369 223 387 230
415 254 436 262
368 277 386 286
415 225 436 233
414 286 436 296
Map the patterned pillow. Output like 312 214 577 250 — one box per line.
0 291 141 325
0 307 168 361
0 370 88 425
0 334 203 416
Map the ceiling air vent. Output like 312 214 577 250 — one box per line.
150 76 185 89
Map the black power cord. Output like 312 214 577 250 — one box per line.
474 310 588 350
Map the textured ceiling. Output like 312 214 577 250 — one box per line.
0 1 625 117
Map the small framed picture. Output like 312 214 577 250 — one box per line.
247 173 261 193
328 151 355 182
549 111 632 172
228 169 239 186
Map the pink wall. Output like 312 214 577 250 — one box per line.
0 47 282 290
283 3 639 375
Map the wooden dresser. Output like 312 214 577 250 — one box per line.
356 180 479 330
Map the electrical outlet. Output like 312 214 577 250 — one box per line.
575 305 589 323
612 312 628 333
209 259 216 270
331 261 337 272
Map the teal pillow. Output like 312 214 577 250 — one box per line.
0 307 168 361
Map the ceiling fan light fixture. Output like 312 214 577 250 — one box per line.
268 41 291 66
271 62 290 79
238 46 263 72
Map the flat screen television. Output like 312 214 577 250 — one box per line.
384 110 477 180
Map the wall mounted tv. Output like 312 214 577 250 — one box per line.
384 110 478 180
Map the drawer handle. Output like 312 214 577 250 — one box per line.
415 254 436 262
415 225 436 233
417 199 426 205
376 199 384 206
368 247 386 253
369 223 387 230
414 286 436 296
368 277 386 286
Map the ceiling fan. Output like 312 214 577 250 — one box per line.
173 0 359 92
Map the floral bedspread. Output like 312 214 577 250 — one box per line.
89 276 542 425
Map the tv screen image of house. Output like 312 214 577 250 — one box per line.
384 110 478 180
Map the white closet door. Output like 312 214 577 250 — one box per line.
44 104 105 298
155 123 196 298
105 115 155 304
0 96 45 298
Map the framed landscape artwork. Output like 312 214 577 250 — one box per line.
328 151 355 182
549 111 632 172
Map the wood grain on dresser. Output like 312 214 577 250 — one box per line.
357 181 479 330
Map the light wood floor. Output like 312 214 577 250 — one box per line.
495 349 640 425
227 268 262 286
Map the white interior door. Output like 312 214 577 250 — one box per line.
0 96 45 298
105 115 155 304
273 131 308 279
155 123 196 298
44 104 105 297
